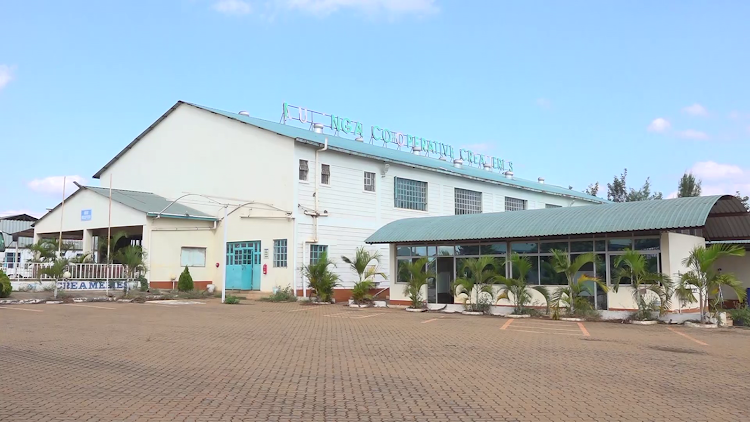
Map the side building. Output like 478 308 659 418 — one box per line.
32 101 605 298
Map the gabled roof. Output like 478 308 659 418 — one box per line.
0 213 38 222
93 101 606 204
365 195 750 244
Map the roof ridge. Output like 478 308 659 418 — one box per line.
83 185 155 195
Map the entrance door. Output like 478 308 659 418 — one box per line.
226 241 261 290
436 257 455 304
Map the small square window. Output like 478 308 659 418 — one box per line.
273 239 287 268
455 188 482 214
364 172 376 192
180 247 206 267
310 244 328 264
299 160 309 181
321 164 330 185
505 197 527 212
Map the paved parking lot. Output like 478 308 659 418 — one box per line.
2 300 749 421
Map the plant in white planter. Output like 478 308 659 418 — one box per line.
401 257 433 311
676 244 747 324
342 247 387 307
548 250 607 319
301 252 340 303
611 249 674 323
496 253 549 316
453 256 499 315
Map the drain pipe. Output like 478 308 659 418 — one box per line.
313 137 328 242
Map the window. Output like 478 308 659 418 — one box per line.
4 252 19 268
545 204 561 209
364 171 376 192
394 177 428 211
505 196 527 212
321 164 330 185
273 239 287 267
180 247 206 267
310 244 328 264
454 188 482 214
299 160 308 181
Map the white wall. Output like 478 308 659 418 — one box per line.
714 253 750 301
661 232 705 311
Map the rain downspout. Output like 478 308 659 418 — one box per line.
313 137 328 242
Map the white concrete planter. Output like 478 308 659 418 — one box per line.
206 284 216 294
72 298 88 303
685 321 718 329
506 314 530 319
405 307 427 312
45 301 63 305
631 320 658 325
311 301 332 305
372 300 387 308
349 304 371 308
442 304 466 313
560 317 585 322
426 303 447 311
461 311 484 316
117 299 134 303
19 299 44 304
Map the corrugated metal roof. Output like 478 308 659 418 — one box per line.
94 101 606 204
365 195 750 244
82 186 217 220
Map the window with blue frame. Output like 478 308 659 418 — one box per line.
310 244 328 264
273 239 288 267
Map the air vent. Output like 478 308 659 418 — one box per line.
453 158 463 169
238 111 250 116
412 145 422 155
355 136 364 142
538 177 545 184
504 171 514 179
313 123 324 134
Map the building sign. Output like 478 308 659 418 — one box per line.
282 103 513 171
57 281 128 290
81 209 92 221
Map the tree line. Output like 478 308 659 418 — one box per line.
585 169 749 210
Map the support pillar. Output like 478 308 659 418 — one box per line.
82 229 94 259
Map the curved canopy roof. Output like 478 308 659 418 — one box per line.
365 195 750 244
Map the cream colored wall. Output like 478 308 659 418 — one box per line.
715 253 750 301
144 217 217 285
34 189 146 235
663 232 705 311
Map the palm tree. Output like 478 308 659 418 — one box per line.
452 256 499 313
341 247 387 304
27 238 76 262
611 249 674 319
677 244 747 323
496 253 550 315
71 253 93 263
114 245 147 290
40 258 69 299
301 252 340 302
400 258 434 309
549 250 607 315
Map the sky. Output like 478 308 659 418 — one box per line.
1 0 749 217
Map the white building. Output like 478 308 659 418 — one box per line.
32 101 605 298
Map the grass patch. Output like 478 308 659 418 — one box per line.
224 295 241 305
173 290 211 299
259 286 297 303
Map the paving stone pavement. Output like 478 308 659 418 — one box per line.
1 301 749 421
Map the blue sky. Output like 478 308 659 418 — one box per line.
1 0 749 216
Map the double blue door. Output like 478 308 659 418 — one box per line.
226 241 261 290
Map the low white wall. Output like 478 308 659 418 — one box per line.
10 280 138 292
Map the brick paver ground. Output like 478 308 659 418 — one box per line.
1 300 749 421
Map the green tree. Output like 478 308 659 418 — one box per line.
735 191 749 211
496 253 550 314
677 245 747 323
177 266 194 292
400 258 434 309
115 245 147 281
611 250 674 319
585 182 600 197
453 256 499 313
27 238 75 262
0 269 11 298
549 250 607 315
677 173 702 198
40 258 69 299
607 168 662 202
342 247 387 304
301 252 340 302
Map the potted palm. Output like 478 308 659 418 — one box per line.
453 256 498 315
677 244 746 328
611 249 673 325
401 258 433 312
342 247 387 308
301 252 340 303
549 250 607 320
496 253 549 317
115 245 148 294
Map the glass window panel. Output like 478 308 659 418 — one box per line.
310 245 328 264
595 254 607 282
635 238 660 251
427 246 437 257
511 242 538 254
454 188 482 215
513 256 540 285
456 245 480 255
180 247 206 267
273 239 288 268
394 177 428 211
540 256 567 285
645 254 659 274
364 172 376 192
437 246 454 256
610 255 632 285
505 197 527 212
595 240 606 251
413 246 427 257
608 238 632 251
540 241 568 253
481 243 507 255
396 246 412 257
571 254 595 272
570 241 593 252
397 258 411 283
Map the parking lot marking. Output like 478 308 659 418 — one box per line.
500 319 514 330
290 307 317 312
577 322 590 337
352 313 382 319
63 304 115 310
324 312 351 318
667 327 708 346
509 329 584 336
519 324 582 332
0 306 43 312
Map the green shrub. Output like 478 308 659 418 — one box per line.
260 285 297 302
137 275 148 292
729 307 750 326
0 270 11 298
351 280 374 304
301 252 340 303
177 266 194 292
225 295 241 304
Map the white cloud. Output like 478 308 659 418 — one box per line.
682 103 708 117
27 175 87 196
284 0 439 16
213 0 252 15
677 129 709 140
690 161 744 181
647 117 671 133
0 64 15 90
536 98 551 109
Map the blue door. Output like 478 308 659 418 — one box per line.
226 241 261 290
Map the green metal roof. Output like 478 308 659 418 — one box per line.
365 195 749 244
94 101 606 204
83 186 217 221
